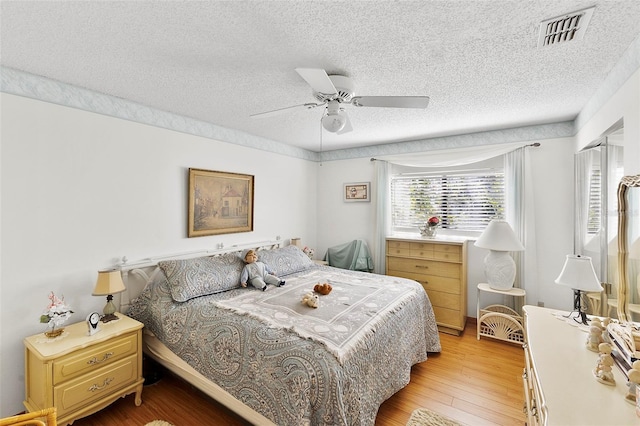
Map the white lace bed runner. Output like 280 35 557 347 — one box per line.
214 269 420 364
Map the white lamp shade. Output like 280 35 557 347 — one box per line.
555 255 603 292
474 219 525 252
92 270 126 296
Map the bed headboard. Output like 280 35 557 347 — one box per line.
117 239 283 313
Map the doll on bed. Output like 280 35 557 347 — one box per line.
240 249 285 291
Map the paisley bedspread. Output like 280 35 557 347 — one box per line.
129 265 441 425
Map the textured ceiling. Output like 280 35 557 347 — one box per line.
2 1 640 152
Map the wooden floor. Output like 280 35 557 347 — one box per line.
72 320 525 426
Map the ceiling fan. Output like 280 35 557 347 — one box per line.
251 68 430 134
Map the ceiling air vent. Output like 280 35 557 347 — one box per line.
538 6 595 48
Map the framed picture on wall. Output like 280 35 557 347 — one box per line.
188 168 254 237
344 182 370 202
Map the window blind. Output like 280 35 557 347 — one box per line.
390 170 505 232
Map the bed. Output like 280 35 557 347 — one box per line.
122 241 441 425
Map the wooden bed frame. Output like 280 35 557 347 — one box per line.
116 239 282 425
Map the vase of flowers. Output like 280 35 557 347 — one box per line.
420 216 440 238
40 291 73 338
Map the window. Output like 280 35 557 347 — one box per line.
390 168 505 232
586 168 601 235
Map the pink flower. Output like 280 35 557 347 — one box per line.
428 216 440 227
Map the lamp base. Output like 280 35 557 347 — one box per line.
484 250 516 290
101 295 120 323
563 289 590 325
100 313 119 323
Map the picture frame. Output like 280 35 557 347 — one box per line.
188 168 254 237
344 182 370 202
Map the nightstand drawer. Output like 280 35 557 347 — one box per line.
53 333 138 384
54 355 138 418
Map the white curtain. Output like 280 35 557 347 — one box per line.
505 148 539 308
373 160 390 274
376 142 529 167
574 149 593 256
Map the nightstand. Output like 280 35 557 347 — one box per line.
23 313 144 426
477 283 526 344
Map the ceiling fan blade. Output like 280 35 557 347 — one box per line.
250 102 324 118
336 112 353 135
295 68 338 96
351 96 430 109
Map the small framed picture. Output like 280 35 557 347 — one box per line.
344 182 370 202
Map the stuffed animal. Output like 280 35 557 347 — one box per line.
301 292 319 308
314 282 333 295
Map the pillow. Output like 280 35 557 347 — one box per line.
158 252 244 302
256 245 315 276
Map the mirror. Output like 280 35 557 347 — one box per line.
576 125 624 316
617 174 640 323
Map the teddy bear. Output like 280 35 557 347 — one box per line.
313 282 333 295
301 292 319 308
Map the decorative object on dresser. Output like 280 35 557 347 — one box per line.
92 269 126 323
39 292 73 338
474 219 524 290
419 216 440 238
386 237 467 335
86 311 101 335
554 254 603 325
593 342 616 385
187 168 254 237
23 314 144 426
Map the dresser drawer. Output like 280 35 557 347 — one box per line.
409 242 435 259
432 306 464 328
426 289 461 309
387 257 460 279
386 241 411 256
54 355 138 418
53 333 138 384
389 269 461 294
433 245 461 262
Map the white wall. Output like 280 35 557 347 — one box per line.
0 93 317 416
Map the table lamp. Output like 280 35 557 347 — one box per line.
474 219 525 290
92 269 126 323
555 254 602 325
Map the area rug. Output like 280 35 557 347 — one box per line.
406 408 463 426
144 421 174 426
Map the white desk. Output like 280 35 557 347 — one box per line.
523 305 639 425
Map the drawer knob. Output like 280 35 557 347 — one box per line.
88 377 113 392
87 352 114 365
415 265 429 269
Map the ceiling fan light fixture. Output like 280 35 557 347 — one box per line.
322 111 347 132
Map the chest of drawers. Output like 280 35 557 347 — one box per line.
23 313 144 425
386 237 467 335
